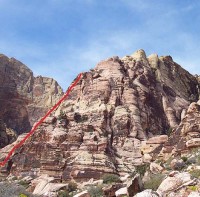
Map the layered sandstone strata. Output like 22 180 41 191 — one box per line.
1 50 199 182
0 54 63 147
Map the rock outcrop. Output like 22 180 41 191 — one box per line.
0 50 199 186
159 99 200 160
0 54 63 147
0 119 17 148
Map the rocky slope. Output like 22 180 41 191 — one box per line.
0 50 200 196
0 54 63 147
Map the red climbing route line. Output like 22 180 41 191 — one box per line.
0 73 82 167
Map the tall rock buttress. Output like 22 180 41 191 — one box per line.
0 50 199 181
0 54 63 147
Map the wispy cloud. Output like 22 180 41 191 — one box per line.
0 0 200 90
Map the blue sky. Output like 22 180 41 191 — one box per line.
0 0 200 90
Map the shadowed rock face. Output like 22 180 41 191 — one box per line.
0 50 199 181
0 54 63 147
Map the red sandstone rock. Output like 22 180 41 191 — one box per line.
1 50 199 183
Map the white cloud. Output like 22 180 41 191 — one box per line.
0 0 200 90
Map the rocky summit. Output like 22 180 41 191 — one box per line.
0 50 200 197
0 54 63 148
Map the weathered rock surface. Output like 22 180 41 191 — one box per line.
157 171 197 196
160 99 200 159
0 119 17 148
115 187 127 197
0 54 63 147
134 189 160 197
0 50 199 184
32 174 68 196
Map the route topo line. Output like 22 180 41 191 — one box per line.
0 73 82 167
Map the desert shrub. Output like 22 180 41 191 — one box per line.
143 174 164 191
88 186 103 197
102 173 120 184
87 125 94 133
172 160 185 171
135 163 150 176
68 181 77 192
58 110 66 120
189 169 200 178
18 180 29 188
19 194 28 197
181 156 188 162
0 182 36 197
164 157 173 170
187 185 198 191
58 190 70 197
197 154 200 165
74 113 88 123
12 176 18 181
186 157 196 165
166 127 173 136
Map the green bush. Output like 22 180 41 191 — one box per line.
102 173 120 184
74 113 88 123
68 181 77 192
189 169 200 178
197 154 200 165
135 164 150 176
88 186 103 197
18 180 29 188
181 156 188 162
187 185 198 191
166 127 173 136
58 190 69 197
12 176 18 181
164 157 173 170
19 194 28 197
0 182 36 197
143 174 164 191
58 110 66 120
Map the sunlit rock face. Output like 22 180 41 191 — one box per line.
0 54 63 147
1 50 199 182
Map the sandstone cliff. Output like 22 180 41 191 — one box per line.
1 50 199 184
0 54 63 147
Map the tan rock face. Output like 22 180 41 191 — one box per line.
0 119 17 148
164 100 200 155
0 50 199 182
157 172 195 195
0 54 63 147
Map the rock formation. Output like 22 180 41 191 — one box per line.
1 49 199 185
0 54 63 147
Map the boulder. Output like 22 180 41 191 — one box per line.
134 189 160 197
146 135 168 144
157 172 195 195
115 187 127 197
188 192 200 197
127 174 143 196
32 175 68 196
186 138 200 148
170 159 185 170
103 184 122 197
150 163 163 174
